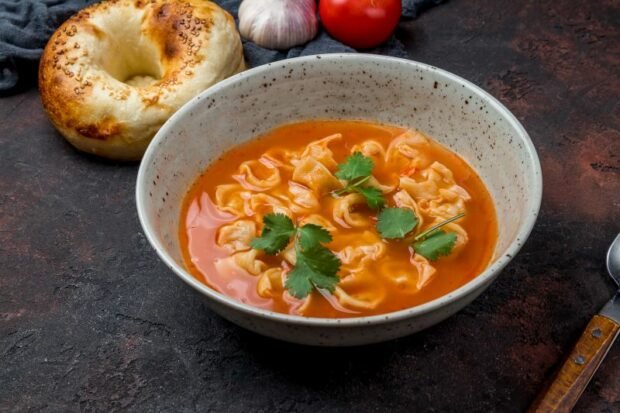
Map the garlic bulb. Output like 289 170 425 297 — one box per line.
238 0 318 50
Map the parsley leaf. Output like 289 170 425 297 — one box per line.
297 243 341 278
410 213 465 261
285 244 341 298
251 215 341 299
284 263 314 298
413 231 457 261
333 152 385 210
376 207 419 239
250 213 295 255
335 152 374 181
354 186 385 210
298 224 332 249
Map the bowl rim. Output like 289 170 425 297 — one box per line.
136 53 543 327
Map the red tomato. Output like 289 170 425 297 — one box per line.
319 0 402 49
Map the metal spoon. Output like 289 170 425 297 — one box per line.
529 233 620 412
607 233 620 288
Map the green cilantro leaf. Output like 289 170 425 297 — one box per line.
250 215 341 298
333 152 385 210
335 152 374 181
298 224 332 249
413 230 457 261
376 207 419 239
284 263 314 298
297 244 341 279
354 186 385 210
250 213 295 255
285 244 341 298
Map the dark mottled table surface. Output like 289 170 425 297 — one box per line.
1 0 619 411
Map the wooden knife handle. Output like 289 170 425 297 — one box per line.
528 314 620 413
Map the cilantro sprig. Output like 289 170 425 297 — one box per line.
375 207 464 261
249 213 295 254
376 207 419 239
335 152 373 181
251 213 341 298
412 212 465 261
333 152 385 209
286 244 341 298
413 231 457 261
250 150 467 299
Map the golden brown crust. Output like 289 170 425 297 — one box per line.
39 0 245 160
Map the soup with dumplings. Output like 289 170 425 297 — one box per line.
180 120 497 318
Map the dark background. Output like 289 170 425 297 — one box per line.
1 0 619 411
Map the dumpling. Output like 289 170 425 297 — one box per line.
298 133 342 170
358 243 385 260
387 129 430 152
288 181 319 214
262 148 295 169
216 219 257 252
214 184 251 216
351 139 386 160
282 243 296 265
381 255 436 293
392 189 424 229
399 175 440 201
334 269 386 310
337 231 386 271
333 193 371 228
257 268 284 298
422 188 469 220
411 254 436 289
233 249 267 275
292 156 341 194
399 162 446 200
419 196 466 220
367 176 395 194
338 242 385 272
380 260 420 293
290 291 316 316
444 184 472 202
426 162 467 189
385 130 431 170
299 214 337 232
401 161 471 220
248 193 291 217
214 249 266 276
400 162 470 200
234 159 281 191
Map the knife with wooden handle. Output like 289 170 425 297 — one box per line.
528 234 620 413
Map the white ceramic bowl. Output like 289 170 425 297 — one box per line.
136 54 542 346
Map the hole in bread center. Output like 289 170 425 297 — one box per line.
103 45 163 87
95 11 164 88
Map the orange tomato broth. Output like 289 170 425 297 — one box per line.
179 120 498 318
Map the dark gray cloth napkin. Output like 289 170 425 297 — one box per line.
0 0 446 95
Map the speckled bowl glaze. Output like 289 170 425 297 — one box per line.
136 54 542 346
